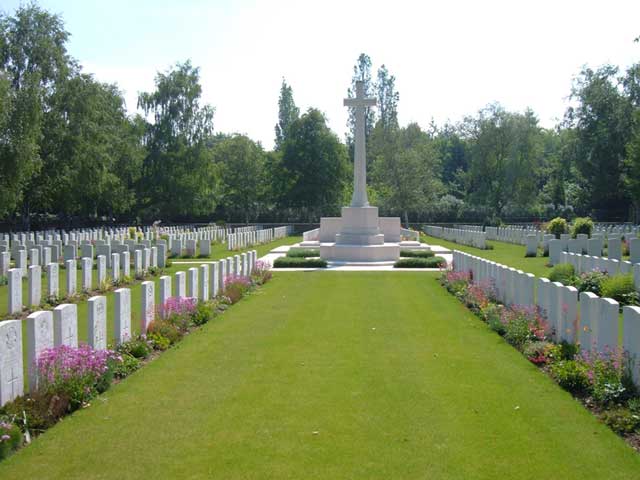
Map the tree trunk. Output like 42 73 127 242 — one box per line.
403 210 409 229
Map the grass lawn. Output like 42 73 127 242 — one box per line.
1 272 638 479
4 236 301 385
422 234 552 277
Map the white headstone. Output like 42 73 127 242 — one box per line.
121 251 130 278
65 259 76 297
26 310 54 391
114 288 132 344
111 253 120 282
623 305 640 385
28 264 41 307
210 261 219 297
53 303 78 347
81 257 92 291
187 267 198 298
141 281 155 333
0 320 24 406
88 296 107 350
199 264 209 302
175 271 186 298
159 275 171 318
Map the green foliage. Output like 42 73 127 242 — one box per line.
575 270 607 296
192 301 217 326
117 337 152 359
274 78 299 151
400 249 434 258
571 217 593 238
111 353 141 379
273 257 328 268
601 408 640 434
371 123 442 226
600 274 638 305
147 332 171 351
548 263 575 284
0 390 71 435
0 420 22 460
147 320 183 345
213 135 265 223
394 257 446 268
286 249 320 258
549 360 591 396
546 217 568 238
137 60 217 221
280 109 350 221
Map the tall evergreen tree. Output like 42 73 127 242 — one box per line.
375 64 399 132
274 78 299 151
346 53 375 155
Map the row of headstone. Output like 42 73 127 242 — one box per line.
0 249 260 406
558 251 640 292
485 226 540 245
424 226 486 249
5 247 157 314
452 250 640 386
547 235 638 265
226 226 289 251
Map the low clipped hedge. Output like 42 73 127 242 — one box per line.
286 248 320 258
274 257 327 268
394 256 447 268
400 249 434 258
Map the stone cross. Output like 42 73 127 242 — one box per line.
344 80 376 207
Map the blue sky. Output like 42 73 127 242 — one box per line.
3 0 640 149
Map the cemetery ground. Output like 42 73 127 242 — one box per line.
421 233 553 277
1 271 639 479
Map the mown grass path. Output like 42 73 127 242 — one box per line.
1 272 638 479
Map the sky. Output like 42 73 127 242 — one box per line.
3 0 640 149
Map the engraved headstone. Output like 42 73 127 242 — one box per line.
53 303 78 347
88 296 107 350
26 310 54 391
0 320 24 406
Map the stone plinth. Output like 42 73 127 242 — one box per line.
335 207 384 245
320 242 400 262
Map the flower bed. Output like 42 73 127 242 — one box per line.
440 269 640 450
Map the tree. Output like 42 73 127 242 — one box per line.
31 74 144 219
138 60 217 220
214 135 265 223
274 78 299 151
346 53 375 156
372 123 442 226
565 66 632 218
466 104 543 219
375 64 399 132
0 4 71 225
281 108 350 220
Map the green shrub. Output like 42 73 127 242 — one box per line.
148 332 171 351
147 320 183 345
394 256 446 268
571 217 593 238
549 360 591 396
273 257 327 268
117 337 152 359
601 408 640 434
111 353 141 379
548 263 575 284
0 420 22 460
546 217 568 238
0 276 8 286
0 390 71 434
400 249 434 258
600 274 638 305
192 301 217 326
575 271 607 296
286 249 320 258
